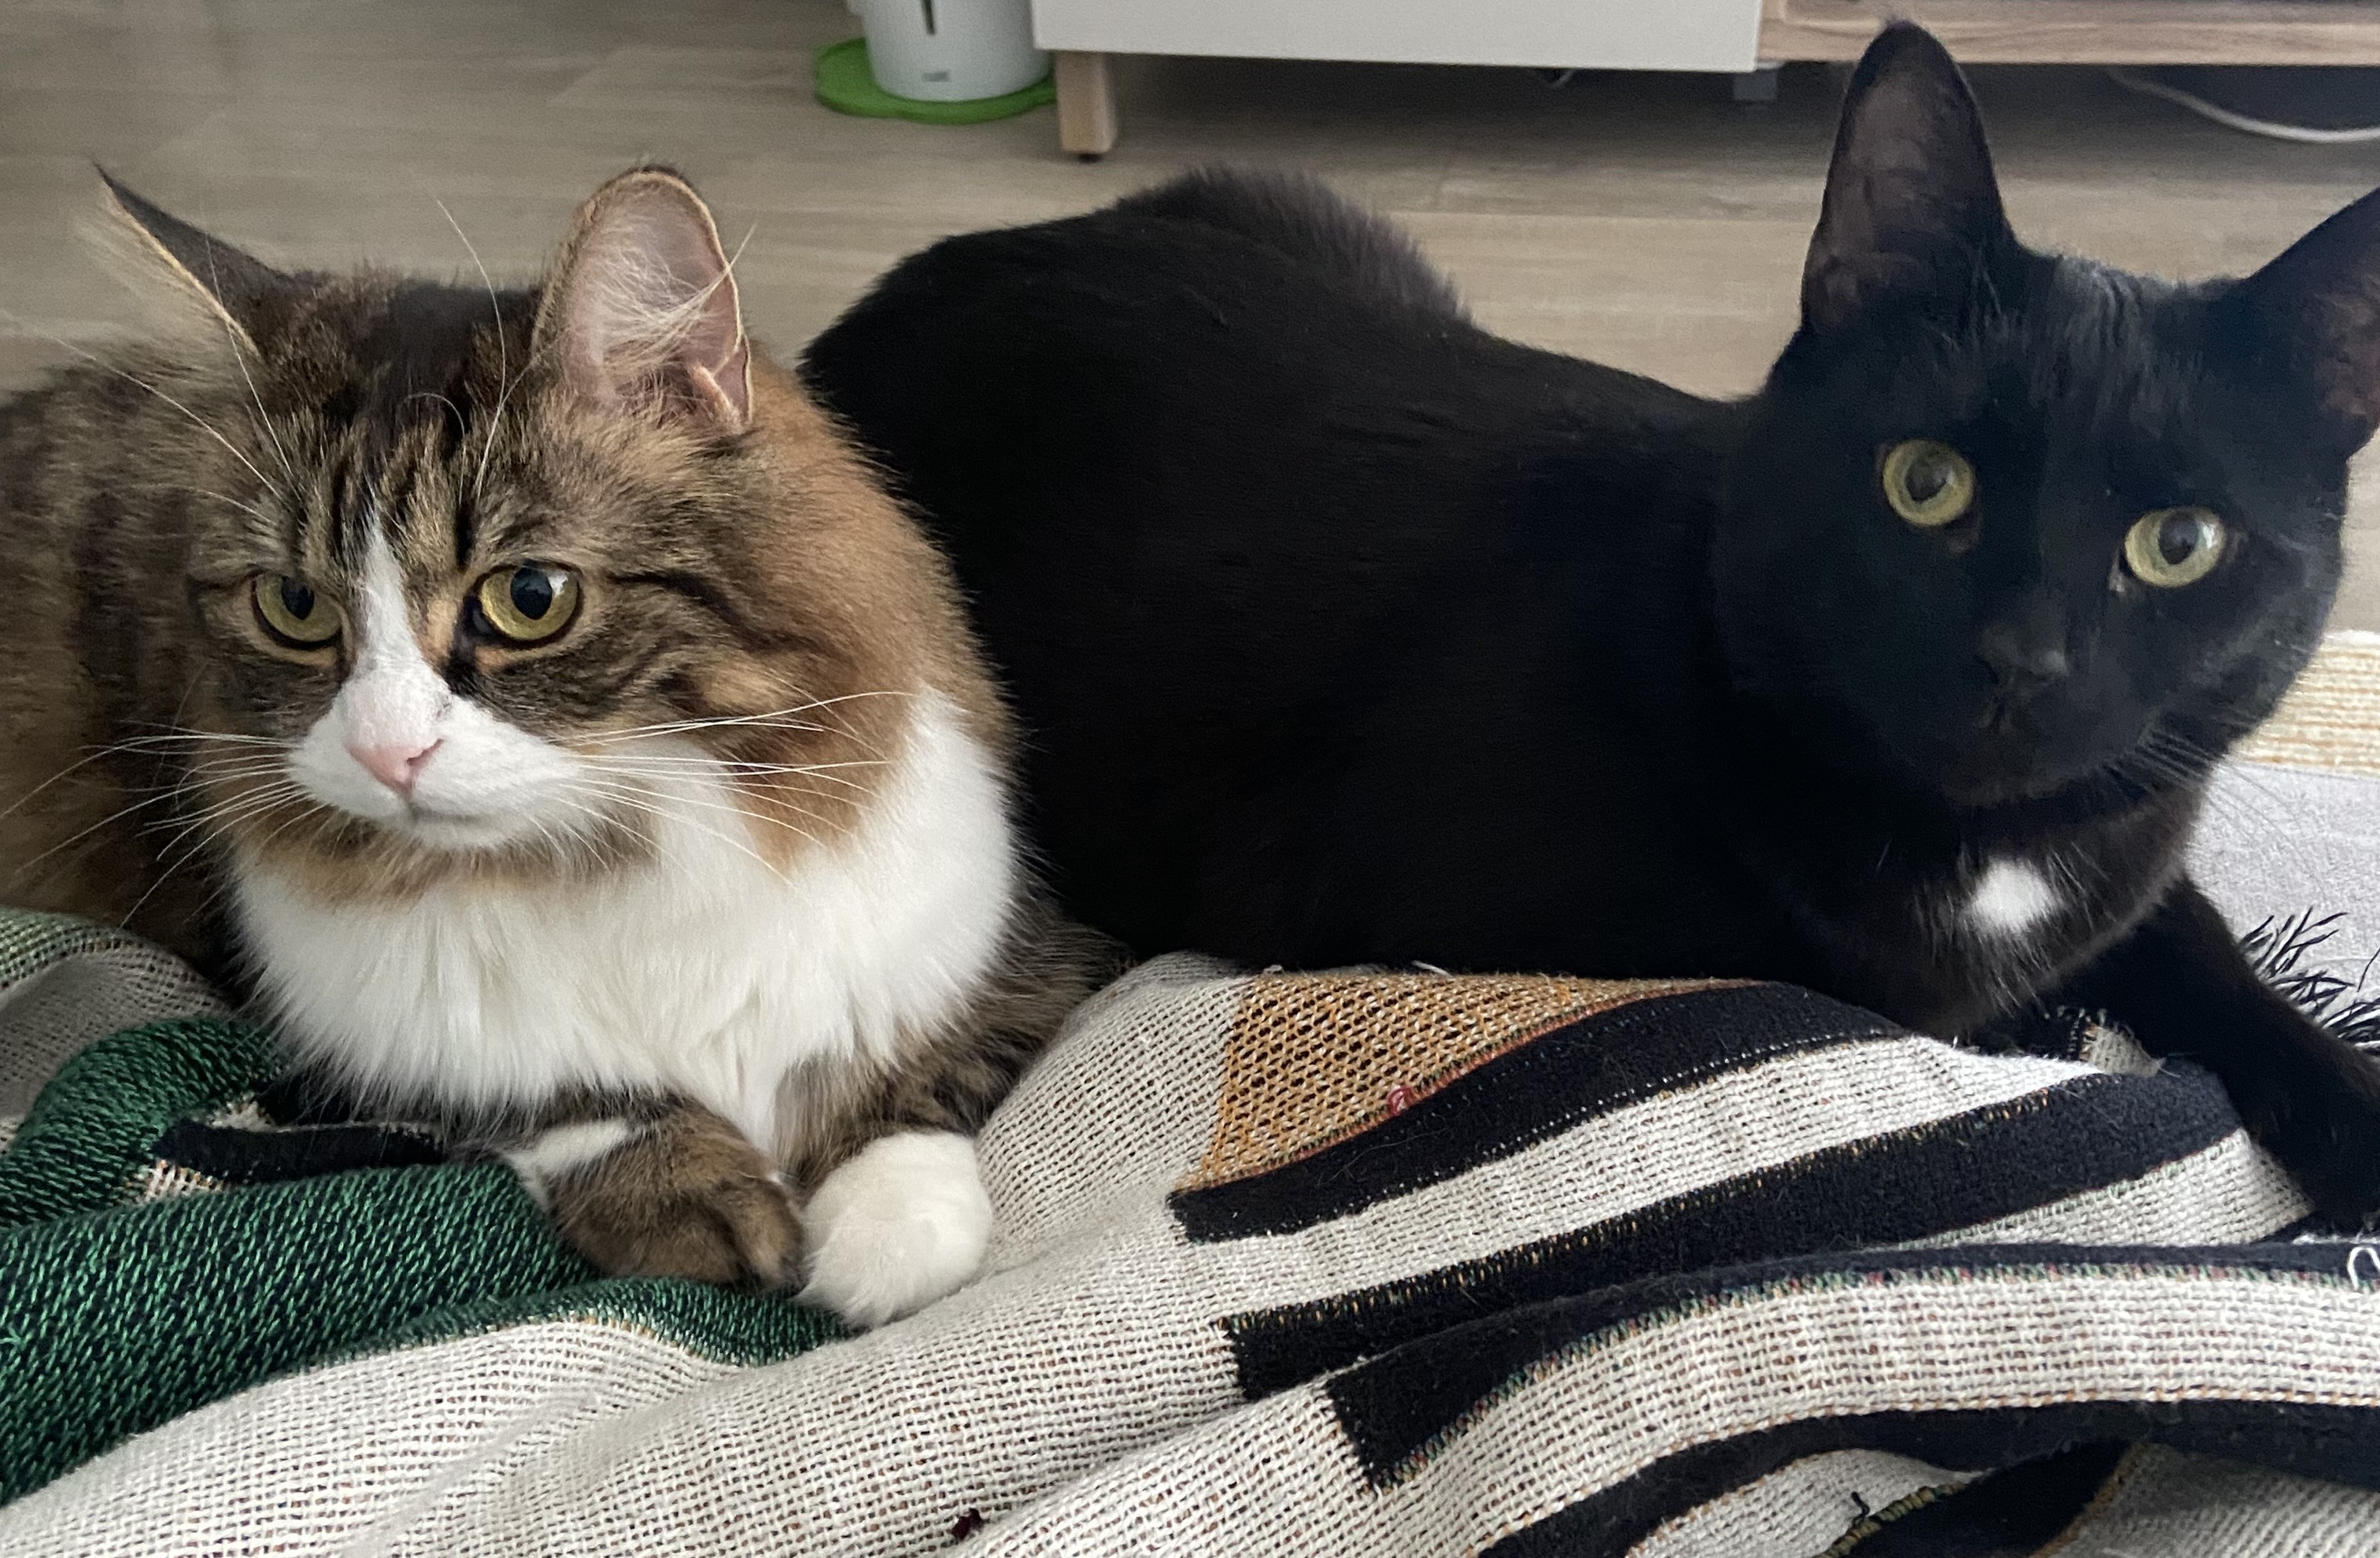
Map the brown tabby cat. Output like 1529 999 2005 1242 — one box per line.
0 168 1103 1325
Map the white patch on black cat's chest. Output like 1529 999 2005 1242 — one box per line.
1963 857 2064 940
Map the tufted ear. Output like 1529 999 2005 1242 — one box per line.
533 168 751 430
2224 182 2380 458
1800 24 2017 335
95 168 294 352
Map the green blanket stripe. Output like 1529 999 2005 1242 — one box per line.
363 1271 848 1371
0 914 843 1503
0 1163 590 1501
0 1018 278 1228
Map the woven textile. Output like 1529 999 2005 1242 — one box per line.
4 631 2380 1554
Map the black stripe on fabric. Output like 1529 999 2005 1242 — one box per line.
1226 1068 2240 1399
1173 983 1898 1243
1325 1242 2362 1490
1480 1401 2380 1558
1847 1443 2130 1558
151 1118 447 1186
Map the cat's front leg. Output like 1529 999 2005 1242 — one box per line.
2051 875 2380 1226
505 1100 804 1288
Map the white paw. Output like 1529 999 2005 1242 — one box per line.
800 1130 993 1327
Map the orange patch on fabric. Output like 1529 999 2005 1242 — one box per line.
1180 971 1743 1192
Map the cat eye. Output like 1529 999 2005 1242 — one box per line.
1879 440 1976 528
252 575 342 647
474 564 582 644
2123 507 2227 589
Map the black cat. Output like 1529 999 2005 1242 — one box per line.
804 26 2380 1221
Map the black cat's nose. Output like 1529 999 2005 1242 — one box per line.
1977 620 2071 694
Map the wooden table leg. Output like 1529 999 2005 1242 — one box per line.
1055 51 1118 158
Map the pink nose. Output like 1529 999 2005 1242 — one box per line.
348 738 439 796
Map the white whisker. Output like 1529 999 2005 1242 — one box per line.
0 309 282 497
436 198 511 501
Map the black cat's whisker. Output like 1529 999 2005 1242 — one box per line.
2133 732 2327 884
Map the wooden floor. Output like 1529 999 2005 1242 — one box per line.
7 0 2380 621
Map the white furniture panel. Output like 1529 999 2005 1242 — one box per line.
1031 1 1766 75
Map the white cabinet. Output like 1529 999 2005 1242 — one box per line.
1029 2 1765 74
1031 0 2380 157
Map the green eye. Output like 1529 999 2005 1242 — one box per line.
1879 439 1977 527
2123 507 2227 588
253 575 342 646
475 564 581 644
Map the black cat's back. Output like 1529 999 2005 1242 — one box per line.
806 171 1775 973
1106 166 1468 321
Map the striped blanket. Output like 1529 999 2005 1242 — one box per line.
5 635 2380 1555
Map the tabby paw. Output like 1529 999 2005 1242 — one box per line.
509 1108 803 1288
800 1130 993 1327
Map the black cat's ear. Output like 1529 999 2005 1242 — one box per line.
2225 183 2380 456
534 167 752 431
1801 24 2016 334
95 168 291 351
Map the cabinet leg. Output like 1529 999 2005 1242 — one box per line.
1055 51 1119 158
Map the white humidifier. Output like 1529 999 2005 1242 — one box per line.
852 0 1048 102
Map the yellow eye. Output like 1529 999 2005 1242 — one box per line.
253 575 342 646
2122 508 2227 589
1879 439 1977 527
475 564 581 644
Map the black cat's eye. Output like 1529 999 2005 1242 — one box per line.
252 574 342 647
1879 439 1976 528
2123 507 2227 589
474 564 582 645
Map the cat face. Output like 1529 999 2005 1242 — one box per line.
1714 26 2380 812
105 170 932 890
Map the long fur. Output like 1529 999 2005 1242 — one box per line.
0 168 1107 1316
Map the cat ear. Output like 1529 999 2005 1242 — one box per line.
2224 183 2380 456
534 168 752 431
1800 24 2016 334
95 168 291 352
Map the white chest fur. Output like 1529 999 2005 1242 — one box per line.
232 694 1018 1156
1963 856 2064 941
